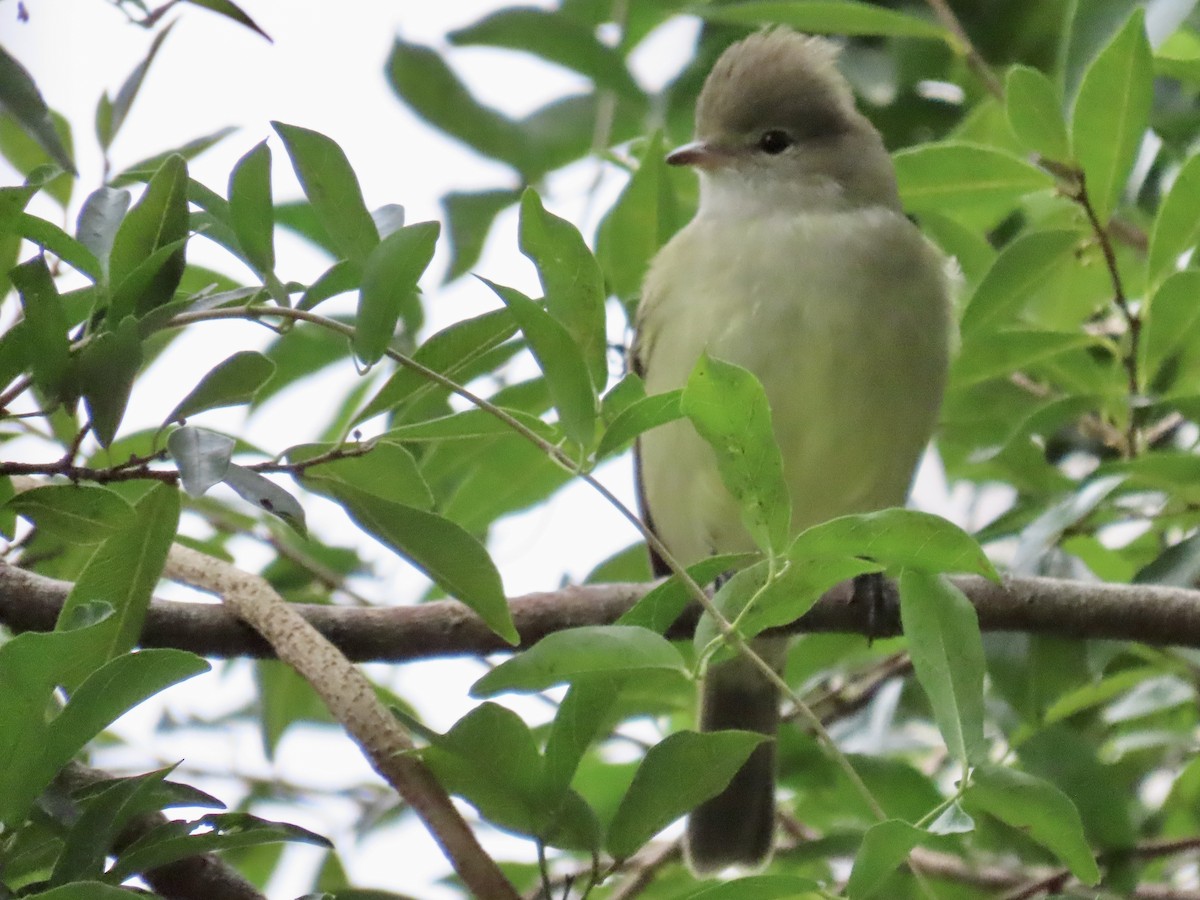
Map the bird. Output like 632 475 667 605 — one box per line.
631 27 953 873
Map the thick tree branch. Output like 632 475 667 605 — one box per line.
4 563 1200 659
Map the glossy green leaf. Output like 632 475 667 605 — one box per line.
0 44 76 173
228 140 275 275
893 143 1053 213
1005 65 1070 160
10 255 70 398
75 186 130 278
519 188 607 389
682 353 790 556
108 154 189 318
481 279 597 447
698 0 945 38
319 482 515 643
164 350 276 424
968 765 1101 884
222 464 307 535
1148 152 1200 287
354 221 439 365
443 188 519 281
606 730 767 860
78 316 143 447
960 229 1081 339
168 425 235 496
846 820 931 899
899 570 986 766
8 484 135 544
96 23 174 151
271 121 379 263
293 440 433 509
449 8 642 100
1070 9 1153 222
472 626 688 696
1143 271 1200 390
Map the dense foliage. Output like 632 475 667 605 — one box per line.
2 0 1200 897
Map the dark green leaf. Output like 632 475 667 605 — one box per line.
164 350 276 424
298 258 361 310
181 0 272 42
97 23 174 152
443 188 519 281
8 484 135 544
846 820 932 899
272 121 379 263
228 140 275 275
967 765 1101 884
168 425 235 496
1147 151 1200 288
354 221 439 365
15 211 103 281
10 255 70 398
77 316 143 447
481 279 597 447
0 44 76 173
899 570 986 766
1005 65 1070 160
681 875 823 899
108 154 189 317
519 188 607 388
606 730 767 860
75 186 131 278
697 1 946 37
472 626 688 696
682 353 790 555
1070 9 1153 222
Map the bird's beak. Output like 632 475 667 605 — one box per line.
666 140 730 169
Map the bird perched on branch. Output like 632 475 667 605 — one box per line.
632 27 953 872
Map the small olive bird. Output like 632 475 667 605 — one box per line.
632 29 953 872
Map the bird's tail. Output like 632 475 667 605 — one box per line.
685 638 784 873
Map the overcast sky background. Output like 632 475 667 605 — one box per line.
0 3 964 896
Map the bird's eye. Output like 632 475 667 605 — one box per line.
758 130 792 154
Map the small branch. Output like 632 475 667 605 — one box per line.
923 0 1004 98
162 545 520 900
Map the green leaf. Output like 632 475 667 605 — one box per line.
293 440 433 510
1148 152 1200 287
618 553 756 632
15 211 104 281
596 132 675 305
8 484 135 545
76 186 131 279
596 390 683 459
0 44 76 173
108 126 238 189
1004 65 1070 161
382 407 554 443
899 570 986 766
109 813 329 881
108 154 189 318
96 23 174 152
297 257 361 310
164 350 276 424
951 329 1095 387
56 483 180 684
893 143 1054 214
960 229 1081 339
449 8 642 100
443 188 519 281
228 140 275 275
354 221 439 365
967 765 1101 884
1070 9 1153 222
385 38 526 175
271 121 379 263
15 885 131 900
168 425 235 496
481 279 597 447
518 188 607 389
846 820 931 899
1143 271 1200 390
77 316 143 447
918 211 995 286
606 730 767 860
10 255 70 398
222 464 307 535
682 353 790 555
180 0 272 42
472 626 688 696
697 0 946 38
317 482 515 643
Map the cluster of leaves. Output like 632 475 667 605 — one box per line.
3 0 1200 897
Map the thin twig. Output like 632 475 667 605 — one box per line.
923 0 1003 98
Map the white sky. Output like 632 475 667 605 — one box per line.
0 2 706 896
